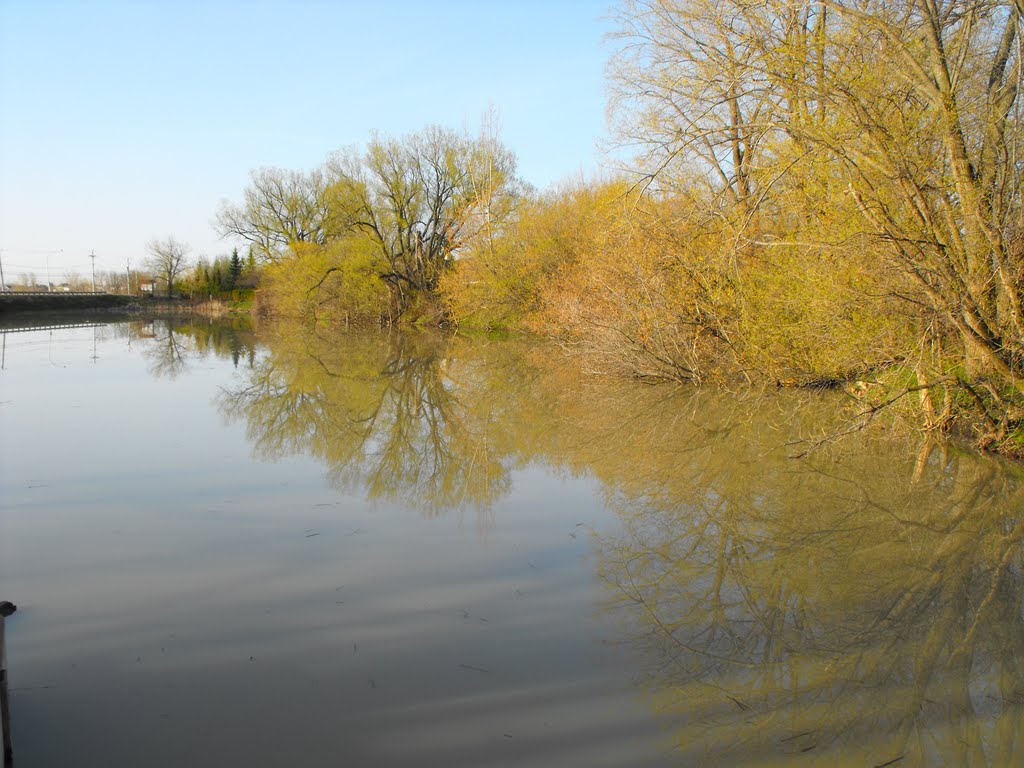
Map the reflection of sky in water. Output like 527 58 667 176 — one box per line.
2 318 1022 767
0 321 669 767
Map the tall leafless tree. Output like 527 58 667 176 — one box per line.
146 236 190 298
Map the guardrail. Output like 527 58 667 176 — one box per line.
0 292 135 297
1 322 109 334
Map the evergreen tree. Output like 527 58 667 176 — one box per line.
228 248 242 289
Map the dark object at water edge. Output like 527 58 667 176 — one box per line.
1 600 17 767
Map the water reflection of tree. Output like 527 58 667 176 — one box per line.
581 390 1024 766
141 317 257 378
142 321 190 379
216 324 1024 761
218 325 531 515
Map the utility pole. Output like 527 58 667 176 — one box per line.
89 250 97 293
0 250 6 292
126 259 131 295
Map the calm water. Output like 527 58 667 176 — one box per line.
1 316 1022 767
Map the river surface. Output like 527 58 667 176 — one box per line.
1 316 1022 767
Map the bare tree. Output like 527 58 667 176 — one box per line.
214 167 337 263
327 125 521 311
146 236 190 298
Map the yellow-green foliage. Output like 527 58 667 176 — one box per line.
259 238 390 324
730 147 924 383
529 192 738 381
454 178 744 380
738 244 919 384
443 178 743 381
443 167 922 387
441 179 635 330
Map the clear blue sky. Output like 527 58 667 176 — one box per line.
0 0 617 280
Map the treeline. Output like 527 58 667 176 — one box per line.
216 122 519 324
217 0 1024 454
177 248 257 298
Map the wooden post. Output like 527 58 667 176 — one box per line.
1 601 16 768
